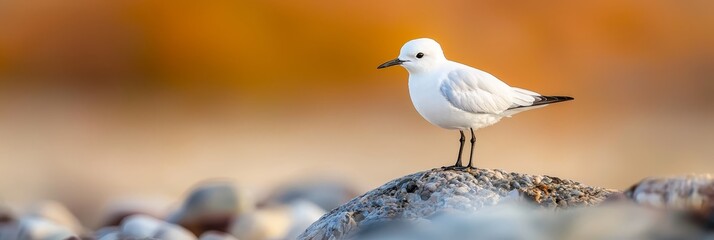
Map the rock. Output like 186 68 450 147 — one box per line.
153 221 197 240
229 205 292 240
231 200 325 240
120 214 197 240
347 202 707 240
284 201 327 239
16 217 78 240
119 214 163 239
625 174 714 227
94 226 119 240
626 174 714 210
0 222 20 240
168 181 254 236
0 204 17 239
299 168 616 240
558 203 703 240
263 180 358 211
97 231 120 240
26 201 84 235
0 204 14 223
98 196 173 227
199 231 239 240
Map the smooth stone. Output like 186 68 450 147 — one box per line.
168 181 254 236
263 180 358 211
199 231 239 240
153 221 197 240
98 196 174 227
231 200 324 240
26 201 84 235
17 217 77 240
119 214 163 238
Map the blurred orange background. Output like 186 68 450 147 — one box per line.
1 0 713 224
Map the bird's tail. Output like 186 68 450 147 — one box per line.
502 93 574 117
527 96 574 107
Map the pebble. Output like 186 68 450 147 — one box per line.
627 174 714 215
533 176 542 185
17 217 77 240
230 205 292 240
94 226 118 239
263 180 357 211
120 214 197 240
231 200 324 240
425 182 437 192
97 231 120 240
493 171 503 179
0 205 14 223
542 177 552 184
26 201 84 235
454 186 469 195
199 231 239 240
284 200 326 239
98 196 173 227
153 221 197 240
0 222 19 239
168 181 253 236
120 214 163 239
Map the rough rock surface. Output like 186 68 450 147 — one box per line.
299 167 617 240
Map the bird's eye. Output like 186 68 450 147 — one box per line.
416 52 424 59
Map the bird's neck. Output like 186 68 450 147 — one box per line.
406 59 447 75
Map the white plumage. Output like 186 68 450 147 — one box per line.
378 38 573 168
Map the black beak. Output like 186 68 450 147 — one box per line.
377 58 406 69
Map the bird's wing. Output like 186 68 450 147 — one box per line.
509 87 574 109
497 87 575 117
439 68 517 114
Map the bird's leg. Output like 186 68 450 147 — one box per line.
467 128 476 169
454 130 465 168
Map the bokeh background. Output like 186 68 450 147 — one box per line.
1 0 713 225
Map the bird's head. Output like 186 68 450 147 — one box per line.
377 38 446 74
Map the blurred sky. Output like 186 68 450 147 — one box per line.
1 0 713 224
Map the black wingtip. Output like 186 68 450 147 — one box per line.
531 96 574 106
506 95 573 111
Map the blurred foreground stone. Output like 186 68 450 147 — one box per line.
199 230 240 240
299 168 714 240
344 202 707 240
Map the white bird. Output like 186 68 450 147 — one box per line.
378 38 573 169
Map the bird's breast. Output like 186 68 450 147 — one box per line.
407 74 502 130
408 75 457 127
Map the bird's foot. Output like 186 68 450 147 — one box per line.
441 164 477 172
441 165 470 172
